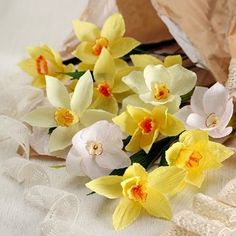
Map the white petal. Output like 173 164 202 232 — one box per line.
46 76 71 108
208 127 233 138
23 107 56 127
219 99 234 128
191 87 207 115
175 105 192 127
186 113 207 129
203 82 229 116
144 65 171 91
122 71 149 94
139 92 175 106
96 150 131 170
168 64 197 96
70 71 93 115
80 109 115 127
165 96 181 113
66 147 85 176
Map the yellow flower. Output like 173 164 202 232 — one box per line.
86 163 186 230
130 54 182 70
18 45 74 88
113 105 185 153
166 130 234 188
90 48 134 114
72 13 140 65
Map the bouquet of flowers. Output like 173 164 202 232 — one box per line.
18 13 235 231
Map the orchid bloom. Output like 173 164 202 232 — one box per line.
66 120 131 179
18 45 74 88
24 72 114 152
122 64 197 113
72 13 140 66
166 130 234 188
113 105 185 153
86 163 186 230
176 82 234 138
90 48 133 114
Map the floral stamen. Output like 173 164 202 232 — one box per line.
97 82 112 97
138 117 154 134
86 141 103 156
186 152 202 168
205 113 219 128
154 83 169 100
92 37 109 56
129 184 147 202
36 55 48 75
54 108 77 127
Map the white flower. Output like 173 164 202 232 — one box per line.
122 64 197 113
66 120 131 179
176 82 234 138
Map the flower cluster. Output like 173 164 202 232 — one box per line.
19 13 235 230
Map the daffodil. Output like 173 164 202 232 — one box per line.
130 54 182 69
18 44 74 88
66 120 131 179
165 130 234 188
72 13 140 65
176 83 234 138
113 105 185 153
90 48 134 114
122 64 197 113
23 72 114 152
86 163 186 230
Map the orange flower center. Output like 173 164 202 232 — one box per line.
154 83 169 100
139 117 154 134
36 55 48 75
54 108 77 127
205 113 219 128
92 37 109 56
186 152 202 168
97 82 112 97
130 184 147 202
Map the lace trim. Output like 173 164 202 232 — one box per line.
226 58 236 97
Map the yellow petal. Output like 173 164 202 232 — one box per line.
179 130 208 147
186 169 205 188
148 166 186 194
73 42 97 64
77 62 94 72
114 58 129 71
72 19 100 42
70 71 93 114
127 105 151 123
164 55 182 67
86 176 123 199
32 76 46 88
45 76 71 108
110 37 140 58
23 107 56 128
28 45 55 61
140 129 159 154
18 58 38 77
113 197 141 231
123 163 148 181
141 187 172 219
101 13 125 41
114 90 134 103
112 111 137 135
130 54 163 69
93 48 115 85
125 129 142 153
49 125 79 152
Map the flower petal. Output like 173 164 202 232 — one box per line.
165 142 185 166
208 127 233 138
66 146 85 176
148 166 186 194
123 163 147 181
113 198 141 231
70 71 93 114
93 48 115 86
23 107 56 127
219 98 234 128
168 64 197 96
186 169 205 188
165 96 182 114
130 54 163 69
77 62 94 72
122 71 149 94
140 129 159 154
45 76 71 108
164 55 182 67
18 58 38 77
179 130 208 146
141 187 172 219
49 125 79 152
175 106 192 125
127 105 150 123
125 129 142 153
101 13 125 41
81 109 115 127
73 42 97 64
191 87 207 115
186 113 207 129
110 37 140 58
203 82 229 116
91 95 118 114
85 176 123 199
72 20 100 42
